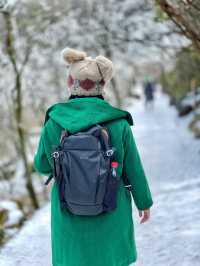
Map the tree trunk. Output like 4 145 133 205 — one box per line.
110 78 122 108
157 0 200 52
3 12 39 209
104 48 123 107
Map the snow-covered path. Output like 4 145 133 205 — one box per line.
132 92 200 266
0 92 200 266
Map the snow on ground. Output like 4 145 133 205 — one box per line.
0 201 24 228
131 92 200 266
0 204 51 266
0 91 200 266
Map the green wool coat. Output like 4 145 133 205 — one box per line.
34 97 153 266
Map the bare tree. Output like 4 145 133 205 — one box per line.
2 10 40 209
156 0 200 51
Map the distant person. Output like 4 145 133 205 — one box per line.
34 48 153 266
143 77 155 108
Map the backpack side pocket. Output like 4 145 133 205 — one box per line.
103 173 121 212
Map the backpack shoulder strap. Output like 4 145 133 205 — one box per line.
97 123 115 157
60 129 69 145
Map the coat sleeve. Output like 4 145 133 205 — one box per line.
122 122 153 210
33 126 52 176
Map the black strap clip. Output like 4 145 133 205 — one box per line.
44 173 54 186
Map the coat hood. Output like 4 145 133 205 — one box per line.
44 97 133 134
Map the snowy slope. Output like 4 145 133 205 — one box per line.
0 91 200 266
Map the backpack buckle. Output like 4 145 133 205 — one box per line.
105 149 114 157
52 151 60 159
124 184 132 191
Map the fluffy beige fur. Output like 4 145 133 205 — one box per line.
62 48 87 64
95 55 114 82
61 47 114 96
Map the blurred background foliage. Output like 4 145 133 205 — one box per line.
162 47 200 102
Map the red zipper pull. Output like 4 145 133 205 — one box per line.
111 161 118 177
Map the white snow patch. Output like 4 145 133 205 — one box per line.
0 204 51 266
0 200 23 227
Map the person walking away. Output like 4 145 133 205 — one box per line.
34 48 153 266
143 77 155 108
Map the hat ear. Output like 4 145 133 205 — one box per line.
95 55 114 82
61 48 87 64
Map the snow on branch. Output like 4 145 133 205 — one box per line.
0 0 17 13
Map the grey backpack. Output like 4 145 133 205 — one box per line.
45 123 131 216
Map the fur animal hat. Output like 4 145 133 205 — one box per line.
61 48 114 96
